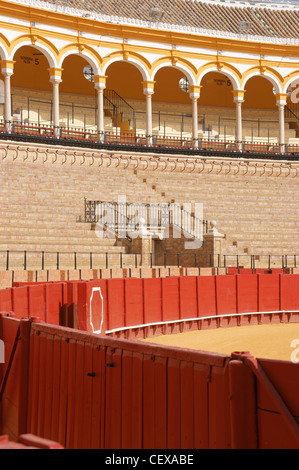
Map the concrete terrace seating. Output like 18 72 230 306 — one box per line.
0 143 298 272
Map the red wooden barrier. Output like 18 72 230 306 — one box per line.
237 275 258 313
216 275 237 316
124 278 144 327
0 289 12 313
143 278 162 324
12 286 29 318
197 276 217 317
179 276 198 320
258 274 280 312
77 280 108 333
161 277 180 322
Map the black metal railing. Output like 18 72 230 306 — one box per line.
84 200 209 241
0 249 297 271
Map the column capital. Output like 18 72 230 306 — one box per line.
48 67 63 81
142 80 155 94
1 60 15 75
275 93 288 106
189 85 202 98
94 75 107 89
232 90 246 102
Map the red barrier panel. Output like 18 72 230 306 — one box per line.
107 279 125 331
237 275 258 313
197 276 217 316
28 285 46 322
227 268 239 275
254 358 299 449
44 283 67 325
280 274 299 311
124 278 144 327
258 274 280 312
179 276 198 319
240 269 254 275
216 275 237 316
143 278 162 324
77 280 108 333
12 286 29 318
0 288 12 313
161 277 180 322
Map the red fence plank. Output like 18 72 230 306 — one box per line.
143 278 162 324
237 275 258 313
162 278 180 322
12 286 29 319
28 285 46 321
258 274 280 312
107 280 125 331
179 277 198 320
197 276 217 317
280 274 299 311
216 275 237 316
0 289 12 313
124 279 144 327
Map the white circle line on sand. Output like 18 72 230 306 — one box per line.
104 310 299 335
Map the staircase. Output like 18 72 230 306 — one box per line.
104 89 136 135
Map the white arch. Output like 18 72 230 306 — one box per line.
10 41 57 68
102 56 150 82
151 61 196 86
197 66 240 90
283 74 299 94
242 71 282 94
0 41 9 61
59 49 100 74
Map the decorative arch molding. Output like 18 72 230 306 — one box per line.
102 52 151 82
151 57 197 86
9 36 58 68
58 44 102 73
282 72 299 94
241 66 283 93
0 35 10 60
197 63 241 90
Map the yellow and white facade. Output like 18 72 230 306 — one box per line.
1 0 299 149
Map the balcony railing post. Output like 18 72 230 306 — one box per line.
42 251 45 270
24 250 27 270
6 250 9 271
57 252 59 270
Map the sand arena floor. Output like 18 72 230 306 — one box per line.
143 323 299 361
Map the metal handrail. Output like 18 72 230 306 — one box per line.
0 249 297 271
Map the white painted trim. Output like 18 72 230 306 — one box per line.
89 287 104 334
104 310 299 335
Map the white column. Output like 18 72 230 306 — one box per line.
1 62 14 133
50 77 61 138
189 87 200 148
95 76 106 142
278 104 285 153
233 94 244 152
143 81 155 146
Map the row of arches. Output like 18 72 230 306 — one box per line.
1 34 299 94
1 39 299 151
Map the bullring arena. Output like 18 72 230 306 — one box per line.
0 0 299 451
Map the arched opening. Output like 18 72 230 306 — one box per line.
243 75 281 144
105 60 144 135
60 54 99 131
151 66 193 138
198 71 236 140
285 77 299 141
10 45 52 126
